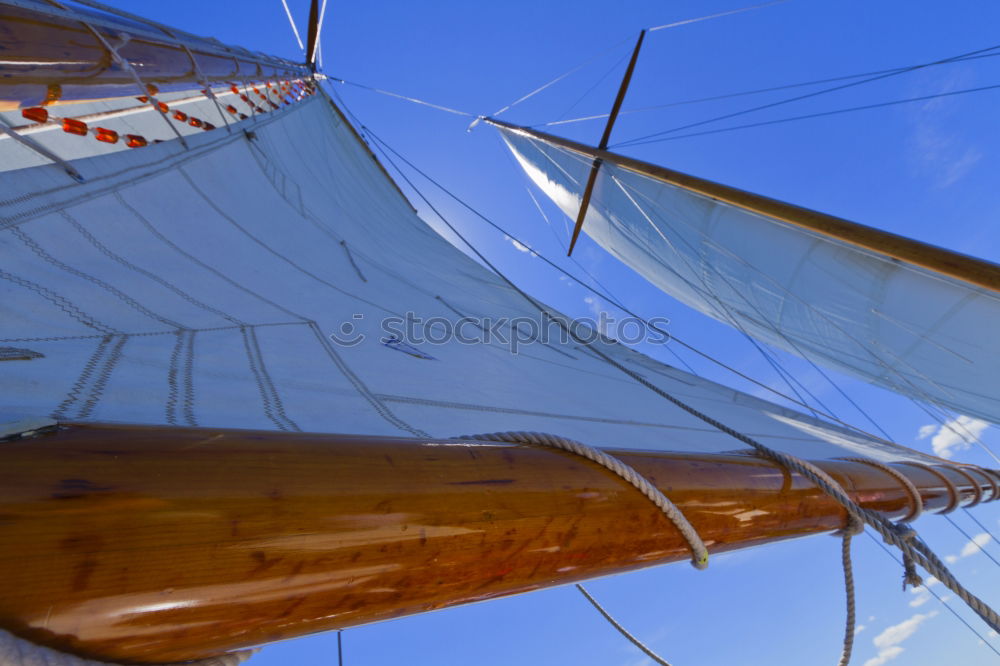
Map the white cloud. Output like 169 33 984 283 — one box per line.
906 70 982 190
921 415 990 458
863 612 938 666
863 646 904 666
945 532 992 564
917 424 936 440
944 532 993 560
503 234 536 256
873 612 937 650
909 594 930 608
857 624 867 634
960 532 991 558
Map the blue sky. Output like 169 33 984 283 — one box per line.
99 1 1000 663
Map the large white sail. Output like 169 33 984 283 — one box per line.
496 123 1000 425
0 61 946 467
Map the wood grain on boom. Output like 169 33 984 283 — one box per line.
0 423 994 663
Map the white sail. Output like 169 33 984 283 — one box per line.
496 124 1000 425
0 80 946 467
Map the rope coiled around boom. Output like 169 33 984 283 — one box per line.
454 431 709 569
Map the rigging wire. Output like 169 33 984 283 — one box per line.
327 77 476 117
648 0 790 32
279 0 305 52
575 584 673 666
945 515 1000 570
552 52 631 125
962 508 1000 550
613 42 1000 148
618 81 1000 146
538 51 1000 127
865 532 1000 658
486 38 635 121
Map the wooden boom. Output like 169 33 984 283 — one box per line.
0 422 995 663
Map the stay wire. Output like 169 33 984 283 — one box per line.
487 37 635 120
327 76 477 117
648 0 790 32
279 0 305 52
865 531 1000 658
575 584 672 666
945 515 1000 570
620 81 1000 146
614 42 1000 148
963 508 1000 550
552 51 631 125
541 51 1000 128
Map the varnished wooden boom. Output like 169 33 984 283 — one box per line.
486 118 1000 293
0 423 994 663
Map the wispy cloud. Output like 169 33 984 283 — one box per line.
916 415 989 458
863 611 938 666
864 646 903 666
503 234 537 256
945 532 991 564
906 69 984 189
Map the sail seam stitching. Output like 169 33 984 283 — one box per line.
61 209 246 326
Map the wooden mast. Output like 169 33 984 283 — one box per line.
0 422 995 663
487 118 1000 292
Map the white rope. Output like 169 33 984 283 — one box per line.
453 430 709 569
0 629 254 666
